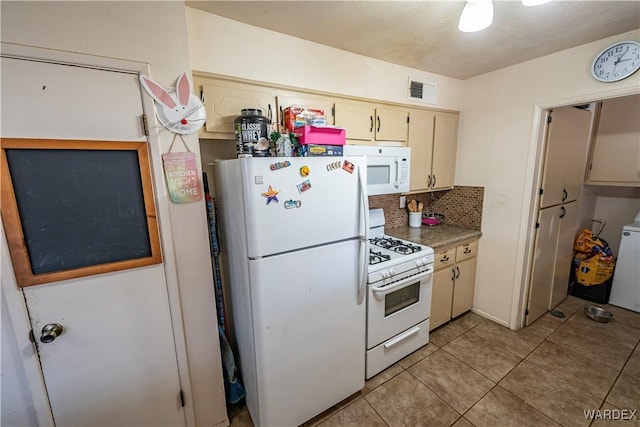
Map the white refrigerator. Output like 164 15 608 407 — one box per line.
214 156 369 427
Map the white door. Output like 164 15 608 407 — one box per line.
526 206 560 326
1 57 185 426
539 106 592 208
550 201 579 308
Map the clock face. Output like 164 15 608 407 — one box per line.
592 41 640 83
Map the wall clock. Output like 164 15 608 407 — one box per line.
592 40 640 83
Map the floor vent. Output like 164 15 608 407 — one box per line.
408 77 437 104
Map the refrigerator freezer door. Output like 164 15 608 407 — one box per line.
247 240 365 427
241 157 367 258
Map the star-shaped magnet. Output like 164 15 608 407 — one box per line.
262 185 279 205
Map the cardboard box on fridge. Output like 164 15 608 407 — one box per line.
283 106 325 132
295 144 343 157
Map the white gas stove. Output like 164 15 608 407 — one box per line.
365 209 434 379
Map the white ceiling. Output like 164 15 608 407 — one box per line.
186 1 640 80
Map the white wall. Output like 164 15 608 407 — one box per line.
0 2 227 426
592 189 640 256
457 29 640 326
186 7 463 111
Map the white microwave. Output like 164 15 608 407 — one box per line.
343 145 410 195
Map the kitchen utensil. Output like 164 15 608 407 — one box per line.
583 304 613 323
418 202 424 212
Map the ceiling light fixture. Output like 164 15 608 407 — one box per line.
458 0 494 33
522 0 552 6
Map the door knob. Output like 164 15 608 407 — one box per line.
40 323 64 343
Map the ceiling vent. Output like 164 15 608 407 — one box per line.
408 77 437 104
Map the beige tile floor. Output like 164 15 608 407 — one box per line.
227 296 640 427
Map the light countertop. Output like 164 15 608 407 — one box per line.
385 224 482 252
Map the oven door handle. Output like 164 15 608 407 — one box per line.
371 267 433 295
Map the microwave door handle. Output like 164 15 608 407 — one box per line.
357 165 369 305
394 157 399 187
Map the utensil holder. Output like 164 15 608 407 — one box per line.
408 212 422 228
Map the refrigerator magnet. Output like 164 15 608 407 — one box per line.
270 161 291 171
326 161 341 171
300 165 310 177
261 185 280 205
284 199 302 209
342 160 355 174
297 179 311 194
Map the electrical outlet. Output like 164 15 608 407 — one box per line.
399 196 406 209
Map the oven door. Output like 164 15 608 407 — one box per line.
366 267 433 348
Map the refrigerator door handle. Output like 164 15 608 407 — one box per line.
357 165 369 305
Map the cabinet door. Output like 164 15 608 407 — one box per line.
375 107 408 142
199 81 276 139
526 206 561 326
431 112 458 191
276 93 335 131
408 109 435 192
451 257 477 318
539 106 592 207
430 267 455 330
550 201 579 308
588 95 640 185
334 101 374 142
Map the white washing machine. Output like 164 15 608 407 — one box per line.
608 210 640 313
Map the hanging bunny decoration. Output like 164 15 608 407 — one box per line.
139 72 206 135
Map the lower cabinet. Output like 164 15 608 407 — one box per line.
430 240 478 330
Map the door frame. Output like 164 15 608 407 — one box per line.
510 84 640 330
0 42 196 426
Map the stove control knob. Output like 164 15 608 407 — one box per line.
416 259 424 267
382 270 390 279
390 268 397 275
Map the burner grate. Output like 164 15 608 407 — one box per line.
370 237 422 255
369 249 391 265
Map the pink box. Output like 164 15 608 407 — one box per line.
295 126 346 146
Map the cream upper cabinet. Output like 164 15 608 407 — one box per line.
586 95 640 186
431 112 458 191
539 106 593 208
375 107 409 142
334 101 408 145
407 109 458 192
275 93 335 131
408 109 435 192
195 78 276 140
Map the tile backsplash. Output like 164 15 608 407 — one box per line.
369 186 484 230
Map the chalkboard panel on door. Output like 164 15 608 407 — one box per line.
1 138 162 287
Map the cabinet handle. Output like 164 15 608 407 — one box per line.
456 266 460 279
370 116 374 133
427 174 432 187
464 247 471 254
279 106 284 126
432 175 437 188
451 268 456 281
560 206 566 219
562 188 568 201
440 255 449 262
377 116 381 133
